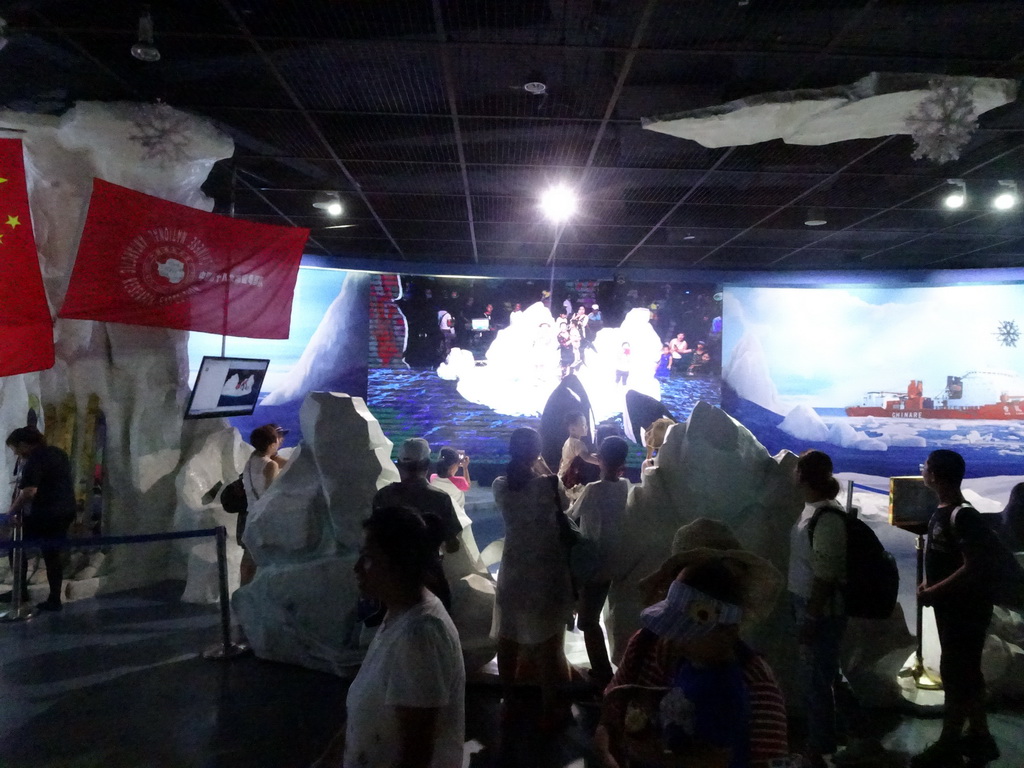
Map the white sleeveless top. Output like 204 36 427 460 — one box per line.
241 454 273 504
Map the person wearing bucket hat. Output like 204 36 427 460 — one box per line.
595 520 789 768
636 518 782 626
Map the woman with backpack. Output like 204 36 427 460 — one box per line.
239 424 288 586
787 450 846 768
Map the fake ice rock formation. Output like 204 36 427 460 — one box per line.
643 72 1016 149
607 401 916 705
233 391 497 674
0 103 233 593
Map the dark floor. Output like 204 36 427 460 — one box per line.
2 580 1023 768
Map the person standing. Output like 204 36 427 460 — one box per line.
4 427 75 612
374 438 461 612
437 308 456 362
558 411 600 500
566 436 630 686
912 450 1000 767
788 450 847 768
615 341 631 386
595 530 788 768
239 424 289 587
491 427 574 727
314 506 465 768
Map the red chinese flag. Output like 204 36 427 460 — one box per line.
59 179 309 339
0 138 54 377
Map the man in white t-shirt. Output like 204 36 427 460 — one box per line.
567 435 631 685
314 507 465 768
344 591 464 768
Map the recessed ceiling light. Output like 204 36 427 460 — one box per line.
993 180 1018 211
313 191 343 217
130 6 160 62
524 81 547 95
683 234 696 240
804 208 827 226
943 179 966 209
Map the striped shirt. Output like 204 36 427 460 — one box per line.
604 629 789 767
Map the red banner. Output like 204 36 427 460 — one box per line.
0 138 53 377
59 179 309 339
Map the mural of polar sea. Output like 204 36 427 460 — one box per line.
721 284 1024 478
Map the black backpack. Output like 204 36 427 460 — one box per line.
809 505 899 620
220 474 248 515
951 504 1024 610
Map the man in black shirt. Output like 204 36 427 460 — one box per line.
5 427 76 612
912 449 1000 767
372 438 461 612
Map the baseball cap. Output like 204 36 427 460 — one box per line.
397 437 431 463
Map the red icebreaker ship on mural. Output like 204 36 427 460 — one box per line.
846 372 1024 420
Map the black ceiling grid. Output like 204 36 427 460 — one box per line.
1 0 1022 273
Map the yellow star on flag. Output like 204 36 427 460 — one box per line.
6 215 19 229
0 176 7 184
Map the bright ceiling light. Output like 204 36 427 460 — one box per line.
540 184 578 223
804 207 827 226
993 180 1018 211
313 191 343 217
943 179 966 209
130 6 160 62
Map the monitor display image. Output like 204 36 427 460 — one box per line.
471 317 490 331
185 356 271 419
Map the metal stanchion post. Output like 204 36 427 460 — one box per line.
1 518 32 622
203 525 249 659
897 534 942 690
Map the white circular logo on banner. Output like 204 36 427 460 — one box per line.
120 227 213 306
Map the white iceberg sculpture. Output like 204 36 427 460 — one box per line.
643 72 1016 149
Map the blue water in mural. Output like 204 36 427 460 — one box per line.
369 367 721 482
723 385 1024 478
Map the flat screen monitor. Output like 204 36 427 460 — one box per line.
471 317 490 331
185 356 270 419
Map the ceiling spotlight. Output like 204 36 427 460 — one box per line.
540 184 577 223
523 70 547 95
804 208 827 226
943 179 966 209
993 180 1018 211
313 191 343 217
130 6 160 62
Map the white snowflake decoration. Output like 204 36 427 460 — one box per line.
128 103 195 168
906 80 978 165
996 319 1020 348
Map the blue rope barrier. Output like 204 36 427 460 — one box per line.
1 526 223 552
850 481 889 496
